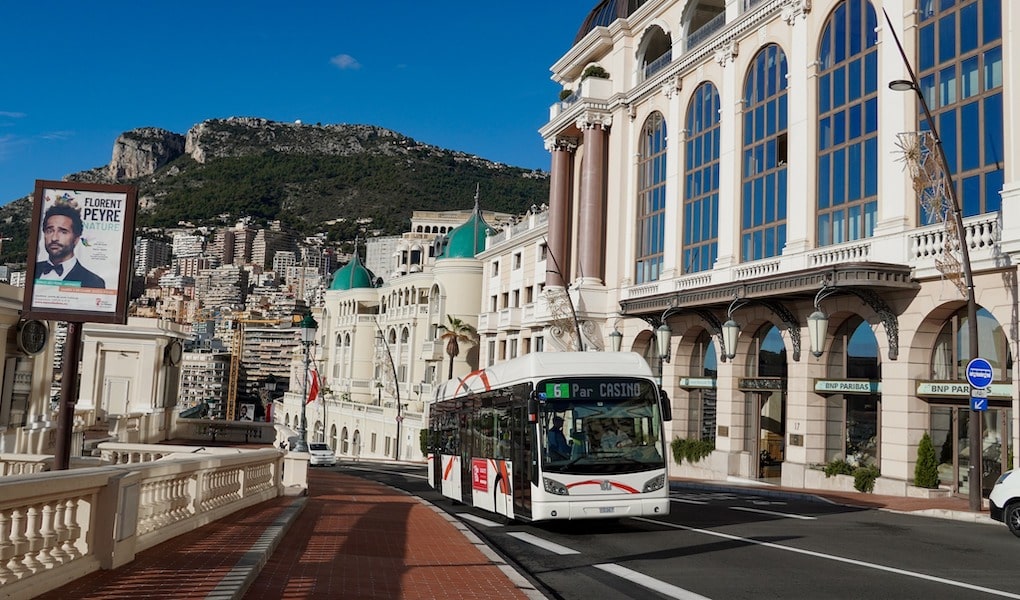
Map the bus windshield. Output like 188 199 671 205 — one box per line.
538 377 665 474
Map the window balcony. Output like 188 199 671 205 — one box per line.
550 76 614 119
497 307 522 329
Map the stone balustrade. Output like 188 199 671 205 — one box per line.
0 445 299 600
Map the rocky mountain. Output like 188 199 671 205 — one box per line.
0 117 550 263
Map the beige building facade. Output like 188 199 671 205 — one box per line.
533 0 1018 497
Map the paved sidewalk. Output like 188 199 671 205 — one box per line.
37 468 543 600
244 469 541 599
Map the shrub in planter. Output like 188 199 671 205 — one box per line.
853 464 881 493
582 64 610 79
559 89 574 101
914 431 940 489
671 438 715 465
824 458 855 477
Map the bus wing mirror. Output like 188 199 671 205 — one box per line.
528 391 538 423
659 388 672 422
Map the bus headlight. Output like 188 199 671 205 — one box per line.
543 477 569 496
642 474 665 493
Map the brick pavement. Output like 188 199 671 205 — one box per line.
35 468 541 600
244 469 540 599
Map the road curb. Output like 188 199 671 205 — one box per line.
210 495 307 600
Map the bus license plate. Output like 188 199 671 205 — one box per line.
599 507 615 514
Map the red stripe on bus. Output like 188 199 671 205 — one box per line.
491 459 510 494
451 369 493 398
443 456 455 481
565 480 640 494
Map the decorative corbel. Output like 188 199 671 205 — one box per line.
661 76 682 100
781 0 812 26
714 39 738 67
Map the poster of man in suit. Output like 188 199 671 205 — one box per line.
23 181 137 325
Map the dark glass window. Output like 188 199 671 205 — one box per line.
635 112 667 283
916 0 1003 219
816 0 878 247
740 45 788 262
683 82 720 274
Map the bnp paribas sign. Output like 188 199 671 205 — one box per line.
916 381 1012 398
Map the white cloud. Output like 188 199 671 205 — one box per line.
0 111 25 118
330 54 361 70
38 131 73 141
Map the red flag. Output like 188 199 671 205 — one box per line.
306 368 320 405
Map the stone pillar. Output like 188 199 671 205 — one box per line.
545 137 576 287
577 112 611 285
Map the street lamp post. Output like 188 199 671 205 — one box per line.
295 312 318 453
884 10 981 511
375 324 402 461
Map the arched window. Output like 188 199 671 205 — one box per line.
931 307 1011 381
817 0 878 246
916 0 1003 217
635 112 667 283
741 45 788 262
639 25 672 81
683 82 720 273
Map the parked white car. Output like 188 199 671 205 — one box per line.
990 469 1020 536
307 442 337 467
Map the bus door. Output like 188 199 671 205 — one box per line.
459 398 477 504
512 403 532 520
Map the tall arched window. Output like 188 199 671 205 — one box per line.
741 45 788 262
635 112 667 284
917 0 1003 217
683 82 720 273
817 0 878 246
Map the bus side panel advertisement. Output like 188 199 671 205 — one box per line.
472 458 488 492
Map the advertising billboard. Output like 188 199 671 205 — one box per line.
22 180 137 324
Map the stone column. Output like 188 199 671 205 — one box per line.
545 137 576 288
577 112 611 284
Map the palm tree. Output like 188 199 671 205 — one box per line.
438 315 478 380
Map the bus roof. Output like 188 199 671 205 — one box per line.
434 352 655 402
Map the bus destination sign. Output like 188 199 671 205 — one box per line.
543 379 647 400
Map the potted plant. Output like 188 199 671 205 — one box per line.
582 64 610 79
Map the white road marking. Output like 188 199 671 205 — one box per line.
506 532 580 555
671 498 709 505
730 506 816 520
459 513 503 528
594 563 712 600
634 517 1020 599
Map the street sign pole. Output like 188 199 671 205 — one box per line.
965 357 994 504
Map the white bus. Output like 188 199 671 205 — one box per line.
427 352 671 522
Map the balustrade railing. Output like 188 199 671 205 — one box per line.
0 446 288 599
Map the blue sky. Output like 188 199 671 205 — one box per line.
0 1 593 203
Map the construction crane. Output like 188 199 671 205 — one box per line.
225 316 281 421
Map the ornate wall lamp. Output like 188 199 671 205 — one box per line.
807 279 839 358
722 293 749 360
608 325 623 352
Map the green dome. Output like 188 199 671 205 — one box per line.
329 253 375 290
437 194 495 259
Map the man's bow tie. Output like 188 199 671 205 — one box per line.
41 263 64 275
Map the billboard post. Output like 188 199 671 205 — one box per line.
22 181 138 470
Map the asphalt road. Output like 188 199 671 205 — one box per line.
340 461 1020 600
